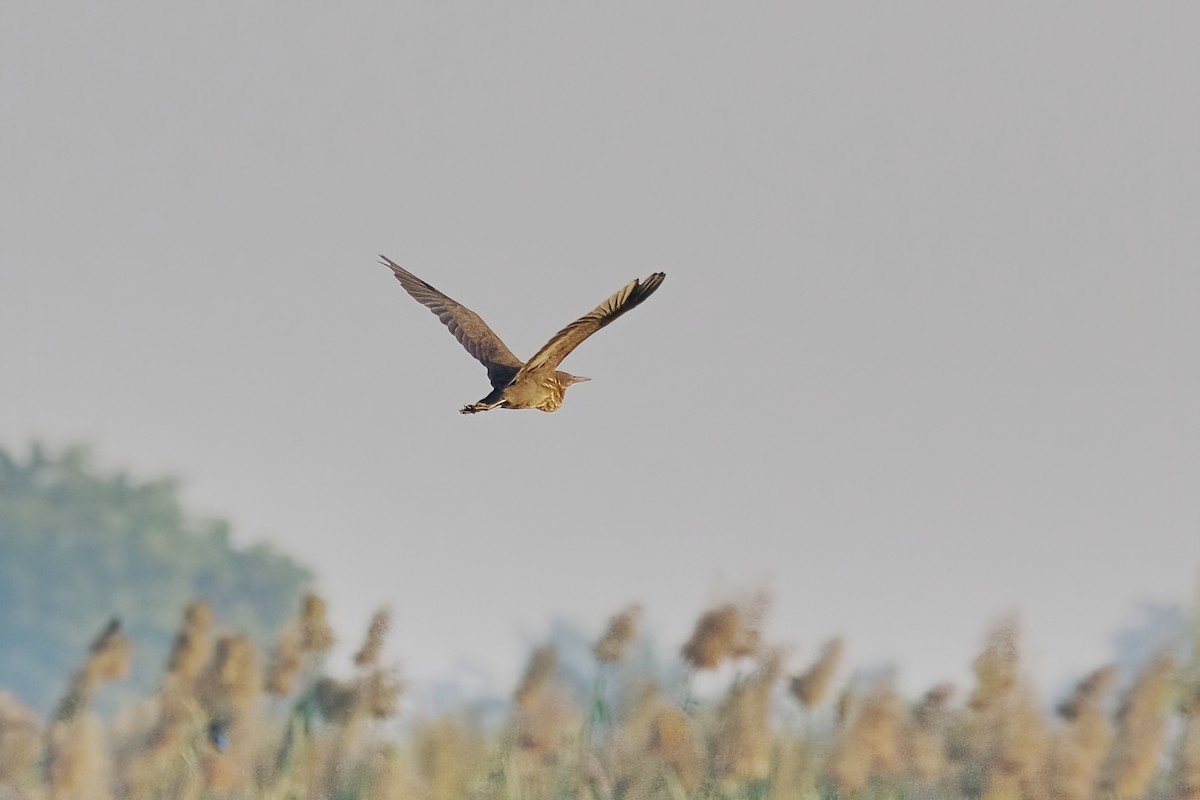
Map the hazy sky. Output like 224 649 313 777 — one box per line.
3 4 1198 699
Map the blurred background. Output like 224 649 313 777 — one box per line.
3 3 1198 715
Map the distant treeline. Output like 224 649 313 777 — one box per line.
0 443 312 714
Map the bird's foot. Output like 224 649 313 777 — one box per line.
460 403 488 415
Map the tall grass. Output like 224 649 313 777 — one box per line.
1 594 1198 800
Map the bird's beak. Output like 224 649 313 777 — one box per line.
572 375 592 384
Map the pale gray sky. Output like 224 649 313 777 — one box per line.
3 4 1198 698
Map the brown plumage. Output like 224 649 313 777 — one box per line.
378 256 666 414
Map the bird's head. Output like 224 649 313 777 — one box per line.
558 372 591 391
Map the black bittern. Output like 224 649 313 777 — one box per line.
378 256 666 414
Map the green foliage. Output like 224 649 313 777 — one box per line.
0 442 312 715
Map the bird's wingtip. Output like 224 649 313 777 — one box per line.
378 254 404 274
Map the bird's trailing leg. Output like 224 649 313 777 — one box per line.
460 385 507 415
460 400 504 415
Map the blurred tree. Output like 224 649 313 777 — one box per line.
0 442 312 716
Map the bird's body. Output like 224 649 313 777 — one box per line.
378 256 665 414
467 371 572 413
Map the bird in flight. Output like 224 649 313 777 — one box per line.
378 256 666 414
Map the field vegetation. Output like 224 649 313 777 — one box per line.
2 593 1199 800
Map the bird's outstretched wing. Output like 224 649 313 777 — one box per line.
518 272 666 377
379 255 524 388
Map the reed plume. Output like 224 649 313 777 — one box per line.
827 675 907 794
1102 650 1177 800
959 618 1049 800
300 593 336 654
265 624 305 697
789 637 845 710
681 593 767 671
120 601 213 800
197 635 262 721
314 608 405 798
711 651 783 787
967 618 1019 715
593 604 642 664
585 604 643 749
1176 709 1200 800
504 644 580 800
355 608 391 669
196 634 262 795
603 681 699 795
512 644 576 762
0 691 42 793
53 618 132 724
331 609 406 781
1057 663 1116 722
1050 665 1116 800
361 667 405 721
162 601 213 695
44 618 130 800
266 593 342 697
650 704 702 791
515 644 557 709
906 682 954 783
1174 622 1200 800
